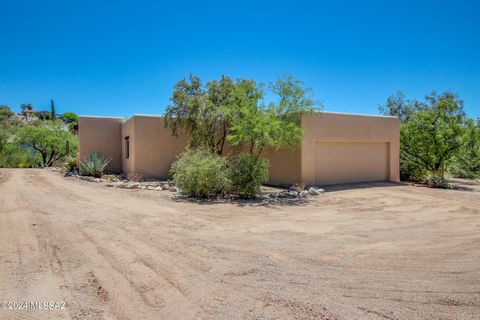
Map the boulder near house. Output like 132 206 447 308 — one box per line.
78 112 400 186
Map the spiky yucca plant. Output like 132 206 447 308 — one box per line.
65 156 78 173
79 152 111 178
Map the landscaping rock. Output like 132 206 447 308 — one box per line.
287 191 299 198
169 186 179 192
299 190 309 198
125 182 140 189
161 184 170 190
278 190 299 198
289 185 303 192
154 186 162 191
146 185 156 190
112 181 125 188
308 187 325 196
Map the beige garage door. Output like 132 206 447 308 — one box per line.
315 142 389 185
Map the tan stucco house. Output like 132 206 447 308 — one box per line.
78 112 400 186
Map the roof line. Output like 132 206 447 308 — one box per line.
79 115 125 120
319 111 398 119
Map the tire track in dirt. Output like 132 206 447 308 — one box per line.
2 169 480 319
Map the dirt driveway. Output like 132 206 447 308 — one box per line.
0 169 479 320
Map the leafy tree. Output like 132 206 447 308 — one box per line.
0 105 13 154
0 123 9 155
0 105 14 120
228 75 318 156
62 112 78 124
15 121 77 167
166 74 319 198
378 91 424 123
164 75 244 155
166 74 317 156
63 112 79 134
21 103 33 121
400 92 466 178
450 119 480 178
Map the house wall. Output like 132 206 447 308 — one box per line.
264 147 302 186
124 115 189 179
121 116 135 176
78 116 124 173
300 112 400 185
78 112 400 186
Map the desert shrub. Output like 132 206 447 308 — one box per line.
449 119 480 179
0 143 40 168
426 175 449 188
170 148 230 198
400 155 427 182
65 156 78 173
79 152 111 177
450 163 479 179
229 154 269 198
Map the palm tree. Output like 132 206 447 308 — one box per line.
20 103 33 121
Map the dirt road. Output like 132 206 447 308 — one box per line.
1 169 479 319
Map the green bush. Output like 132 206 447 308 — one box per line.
426 175 449 188
170 148 230 198
65 156 78 173
229 153 269 198
0 143 40 168
400 155 427 182
449 119 480 179
79 152 111 177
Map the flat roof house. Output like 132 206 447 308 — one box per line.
78 112 400 186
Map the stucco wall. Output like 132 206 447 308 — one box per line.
300 112 400 185
78 116 124 173
78 112 400 186
264 147 302 186
125 115 189 179
121 117 135 176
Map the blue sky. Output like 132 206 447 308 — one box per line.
1 0 479 118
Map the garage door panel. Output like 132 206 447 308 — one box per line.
315 142 388 185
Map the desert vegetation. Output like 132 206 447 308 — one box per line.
379 92 479 186
79 152 111 178
0 104 78 168
165 75 319 198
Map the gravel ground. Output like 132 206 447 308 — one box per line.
0 168 479 320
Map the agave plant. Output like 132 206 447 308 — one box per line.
65 156 78 173
79 152 111 178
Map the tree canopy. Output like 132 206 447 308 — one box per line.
451 119 480 178
0 105 14 120
16 120 77 167
399 92 466 177
378 91 424 123
62 112 78 124
228 75 317 155
165 74 319 156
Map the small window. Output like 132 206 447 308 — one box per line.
125 136 130 159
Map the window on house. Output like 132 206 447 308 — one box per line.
125 136 130 159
